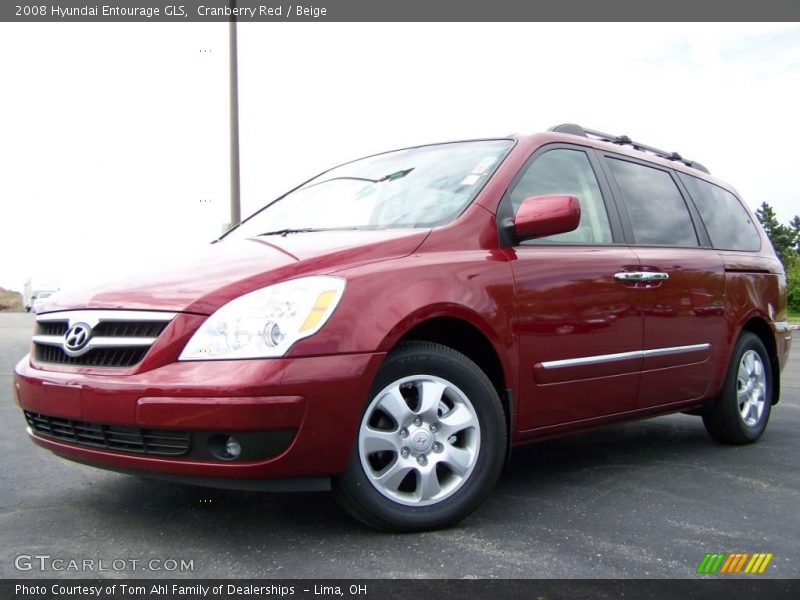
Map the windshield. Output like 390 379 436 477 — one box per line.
224 140 514 240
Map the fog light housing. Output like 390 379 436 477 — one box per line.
208 433 243 461
224 436 242 459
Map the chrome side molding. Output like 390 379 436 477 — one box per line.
540 343 711 370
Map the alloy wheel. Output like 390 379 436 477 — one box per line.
358 375 480 507
737 349 767 427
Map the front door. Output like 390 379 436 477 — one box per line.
503 146 644 430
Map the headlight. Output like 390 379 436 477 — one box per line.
179 275 346 360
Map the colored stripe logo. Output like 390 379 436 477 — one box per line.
697 552 773 574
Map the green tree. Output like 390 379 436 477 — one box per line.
791 215 800 252
755 202 799 263
786 254 800 314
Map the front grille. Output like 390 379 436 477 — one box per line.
34 344 148 367
25 411 190 456
92 321 169 338
37 321 69 336
33 310 176 369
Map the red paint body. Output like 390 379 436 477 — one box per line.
13 132 791 485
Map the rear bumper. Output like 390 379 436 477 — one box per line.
14 351 385 481
774 320 792 372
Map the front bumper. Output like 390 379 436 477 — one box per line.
14 352 385 482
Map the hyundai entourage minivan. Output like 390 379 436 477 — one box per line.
14 124 791 531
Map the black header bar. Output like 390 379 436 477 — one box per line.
4 0 800 22
4 579 800 600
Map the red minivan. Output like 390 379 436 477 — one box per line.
14 124 792 531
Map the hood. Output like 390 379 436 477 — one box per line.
41 229 430 315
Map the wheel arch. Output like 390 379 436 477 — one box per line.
738 315 781 405
380 309 517 444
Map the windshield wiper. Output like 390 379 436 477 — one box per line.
303 176 379 191
256 228 320 237
304 168 415 191
377 168 414 182
256 227 370 237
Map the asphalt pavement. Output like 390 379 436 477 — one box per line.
1 312 797 579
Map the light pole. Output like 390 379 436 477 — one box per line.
228 2 242 228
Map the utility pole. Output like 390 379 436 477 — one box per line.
228 2 242 228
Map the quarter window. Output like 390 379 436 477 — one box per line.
509 149 612 244
678 173 761 251
607 159 698 247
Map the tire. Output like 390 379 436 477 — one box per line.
702 332 772 445
333 341 507 532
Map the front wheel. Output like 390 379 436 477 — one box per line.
333 342 507 532
702 332 773 444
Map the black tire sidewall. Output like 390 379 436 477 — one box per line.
335 343 506 531
713 333 772 442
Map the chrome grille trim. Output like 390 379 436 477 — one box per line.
33 310 177 367
32 335 158 348
36 310 177 327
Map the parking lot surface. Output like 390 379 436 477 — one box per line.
1 312 797 578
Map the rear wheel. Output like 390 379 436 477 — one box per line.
702 332 772 444
333 342 506 531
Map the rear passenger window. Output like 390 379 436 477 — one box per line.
607 158 698 247
678 173 761 251
509 149 612 244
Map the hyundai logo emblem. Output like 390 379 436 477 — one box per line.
64 323 92 353
411 429 433 452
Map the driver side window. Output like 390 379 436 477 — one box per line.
510 149 612 244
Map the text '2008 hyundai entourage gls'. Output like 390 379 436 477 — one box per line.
14 124 791 531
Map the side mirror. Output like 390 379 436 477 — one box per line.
513 194 581 242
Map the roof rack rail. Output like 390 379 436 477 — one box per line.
548 123 710 174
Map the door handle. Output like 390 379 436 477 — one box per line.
614 271 669 282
